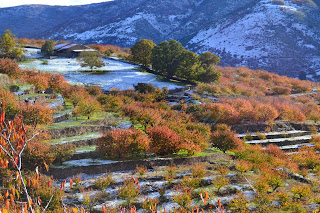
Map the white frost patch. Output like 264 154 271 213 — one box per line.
58 159 116 168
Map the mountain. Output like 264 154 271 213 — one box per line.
0 0 320 79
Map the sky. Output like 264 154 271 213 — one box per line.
0 0 112 8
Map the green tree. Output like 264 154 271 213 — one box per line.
41 40 56 57
199 52 221 67
74 97 101 119
0 29 24 59
197 65 221 83
131 39 156 67
151 40 184 77
77 51 105 71
176 50 201 80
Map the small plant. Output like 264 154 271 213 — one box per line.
94 172 113 193
73 173 82 189
256 132 267 140
172 185 193 209
51 143 76 165
158 187 166 201
118 178 140 205
229 193 250 213
234 159 252 174
165 165 177 182
136 165 148 176
291 184 312 200
213 176 230 194
142 197 160 213
244 132 253 141
216 164 230 176
309 126 318 135
191 163 206 178
83 188 98 211
182 175 202 188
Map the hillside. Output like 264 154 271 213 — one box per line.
0 0 320 78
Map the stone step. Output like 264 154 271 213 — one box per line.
280 143 315 152
245 135 312 147
238 130 311 140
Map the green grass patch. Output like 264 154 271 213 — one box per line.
48 120 95 129
75 145 97 153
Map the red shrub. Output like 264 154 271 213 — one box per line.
0 58 23 79
211 124 243 152
97 128 150 158
147 126 183 156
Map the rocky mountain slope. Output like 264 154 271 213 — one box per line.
0 0 319 78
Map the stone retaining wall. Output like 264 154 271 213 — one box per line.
46 153 228 179
49 126 111 139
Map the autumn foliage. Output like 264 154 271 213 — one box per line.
97 128 150 158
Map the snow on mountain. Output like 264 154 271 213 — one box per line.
0 0 319 78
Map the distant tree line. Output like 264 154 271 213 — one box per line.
130 39 221 83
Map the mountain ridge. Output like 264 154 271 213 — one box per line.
0 0 319 78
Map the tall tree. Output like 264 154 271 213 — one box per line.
41 40 56 57
176 50 201 80
77 51 105 71
131 39 156 67
151 40 184 77
199 52 221 67
74 97 101 119
197 65 222 83
0 29 23 59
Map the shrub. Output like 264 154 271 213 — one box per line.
229 193 250 213
51 143 76 165
142 197 160 213
255 103 279 122
147 126 183 155
191 163 206 178
165 165 177 182
118 178 140 205
291 184 312 200
200 103 239 124
271 86 291 95
0 58 23 79
172 185 193 209
182 175 202 188
23 137 55 169
213 176 230 193
97 128 150 158
136 166 148 176
97 94 123 112
134 83 156 93
211 124 243 152
264 144 285 158
86 85 102 96
234 159 252 174
94 173 113 192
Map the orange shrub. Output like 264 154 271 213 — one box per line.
271 86 291 95
147 125 183 155
254 103 279 122
199 103 239 124
0 58 24 79
97 128 150 158
211 124 243 152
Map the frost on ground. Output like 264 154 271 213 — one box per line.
19 51 184 90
